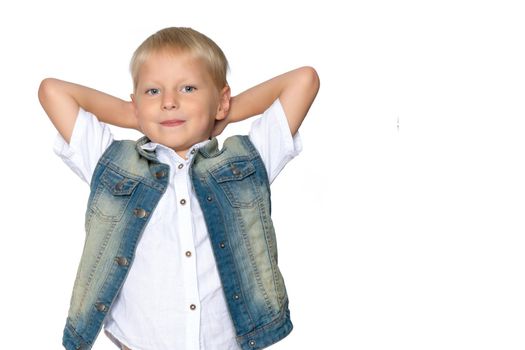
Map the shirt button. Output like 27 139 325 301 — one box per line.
180 199 187 205
190 149 196 155
190 304 197 310
178 163 184 170
185 251 192 257
134 208 148 218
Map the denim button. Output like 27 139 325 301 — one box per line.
155 170 166 179
115 182 123 191
94 302 107 312
115 257 129 266
134 208 147 218
232 167 241 176
249 340 256 347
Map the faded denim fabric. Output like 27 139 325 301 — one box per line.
62 135 292 350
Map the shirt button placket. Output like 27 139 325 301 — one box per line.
172 156 200 348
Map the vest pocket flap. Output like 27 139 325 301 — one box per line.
101 167 139 195
211 160 256 183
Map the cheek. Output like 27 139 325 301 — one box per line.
137 104 157 120
190 113 215 133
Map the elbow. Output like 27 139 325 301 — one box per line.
38 78 58 105
298 66 320 95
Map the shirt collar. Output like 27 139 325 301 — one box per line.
140 138 212 161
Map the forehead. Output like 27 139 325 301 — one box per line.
138 49 212 84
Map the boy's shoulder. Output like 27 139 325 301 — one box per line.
193 135 269 181
93 137 165 186
197 135 264 163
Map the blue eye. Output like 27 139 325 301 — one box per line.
146 88 160 95
182 86 196 93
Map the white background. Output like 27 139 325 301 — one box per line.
1 0 525 349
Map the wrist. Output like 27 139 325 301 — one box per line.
124 101 139 130
227 95 241 123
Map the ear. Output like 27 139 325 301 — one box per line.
215 85 231 121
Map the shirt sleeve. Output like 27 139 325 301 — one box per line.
52 107 114 186
248 98 303 184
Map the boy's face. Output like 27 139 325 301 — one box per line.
131 49 230 159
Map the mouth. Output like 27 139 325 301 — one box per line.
160 119 185 127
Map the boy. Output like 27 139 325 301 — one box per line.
38 27 319 350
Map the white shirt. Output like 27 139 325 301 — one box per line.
53 98 302 350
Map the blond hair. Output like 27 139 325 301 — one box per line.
130 27 229 92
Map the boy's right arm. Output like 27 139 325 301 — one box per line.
38 78 137 144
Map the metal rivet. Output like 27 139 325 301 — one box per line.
115 256 129 266
180 199 187 205
185 251 192 257
134 208 147 218
95 302 107 312
249 340 256 347
190 304 196 310
178 163 184 169
207 196 213 202
232 167 241 176
219 242 225 249
233 294 240 300
155 170 166 179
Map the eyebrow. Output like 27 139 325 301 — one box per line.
138 75 204 86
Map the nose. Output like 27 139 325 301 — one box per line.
162 93 178 110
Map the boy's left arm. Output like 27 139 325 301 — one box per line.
213 66 320 136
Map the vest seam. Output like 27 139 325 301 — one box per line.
236 300 290 339
73 220 117 322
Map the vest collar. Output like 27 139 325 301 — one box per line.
198 138 221 158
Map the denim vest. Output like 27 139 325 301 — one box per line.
62 135 293 350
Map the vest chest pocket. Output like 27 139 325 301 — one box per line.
210 160 259 208
90 167 139 222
